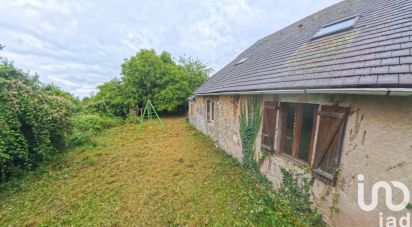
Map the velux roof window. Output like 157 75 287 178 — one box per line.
313 16 359 38
234 56 248 66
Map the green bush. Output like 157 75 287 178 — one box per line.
0 59 74 181
68 113 122 146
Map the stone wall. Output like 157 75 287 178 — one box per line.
189 94 412 227
189 95 243 161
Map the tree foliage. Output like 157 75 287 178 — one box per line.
86 78 129 117
0 58 75 181
88 49 210 116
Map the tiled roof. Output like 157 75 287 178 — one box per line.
194 0 412 95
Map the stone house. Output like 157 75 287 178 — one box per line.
188 0 412 226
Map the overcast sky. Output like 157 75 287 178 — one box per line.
0 0 341 98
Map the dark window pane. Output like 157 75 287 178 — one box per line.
313 16 358 38
283 103 297 156
298 104 317 162
207 100 210 122
211 102 215 120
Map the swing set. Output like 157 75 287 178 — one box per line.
136 100 166 134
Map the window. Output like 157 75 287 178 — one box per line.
207 100 215 123
313 16 358 38
276 102 348 186
234 56 248 66
190 103 194 116
280 103 318 163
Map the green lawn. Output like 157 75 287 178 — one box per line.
0 117 321 226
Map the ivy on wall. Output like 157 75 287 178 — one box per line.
239 96 262 171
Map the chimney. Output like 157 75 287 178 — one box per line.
298 24 304 32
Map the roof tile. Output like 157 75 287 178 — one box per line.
401 42 412 48
399 74 412 85
370 66 390 74
343 76 360 86
400 56 412 64
339 69 357 77
384 44 401 51
393 36 410 43
370 46 386 54
379 39 394 46
381 57 400 65
401 30 412 36
377 74 399 85
389 64 410 73
375 51 392 58
327 77 346 87
359 53 377 61
391 48 411 57
363 59 382 67
402 21 412 27
358 75 378 86
354 67 372 75
386 32 402 40
341 61 364 70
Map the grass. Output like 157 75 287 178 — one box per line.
0 116 320 226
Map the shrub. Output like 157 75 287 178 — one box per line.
0 59 74 181
68 113 122 146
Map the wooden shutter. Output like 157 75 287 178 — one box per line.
206 100 210 122
261 101 277 152
312 105 348 185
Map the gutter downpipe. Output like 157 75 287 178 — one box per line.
194 88 412 96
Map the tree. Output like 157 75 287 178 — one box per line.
118 49 211 113
178 56 212 85
154 56 211 111
88 49 210 116
87 78 129 117
121 49 165 109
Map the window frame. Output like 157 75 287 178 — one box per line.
312 15 359 39
206 100 215 123
190 103 195 116
275 102 348 186
279 103 318 165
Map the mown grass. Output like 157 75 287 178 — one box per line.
0 117 320 226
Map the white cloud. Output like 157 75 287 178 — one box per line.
0 0 342 97
46 75 78 87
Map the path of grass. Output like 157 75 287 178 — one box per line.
0 117 319 226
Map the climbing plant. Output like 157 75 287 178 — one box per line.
279 168 323 225
239 96 262 171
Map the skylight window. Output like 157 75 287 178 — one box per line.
313 16 358 38
235 57 248 66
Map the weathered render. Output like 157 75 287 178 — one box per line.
188 94 412 226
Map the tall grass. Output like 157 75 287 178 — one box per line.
68 113 123 147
